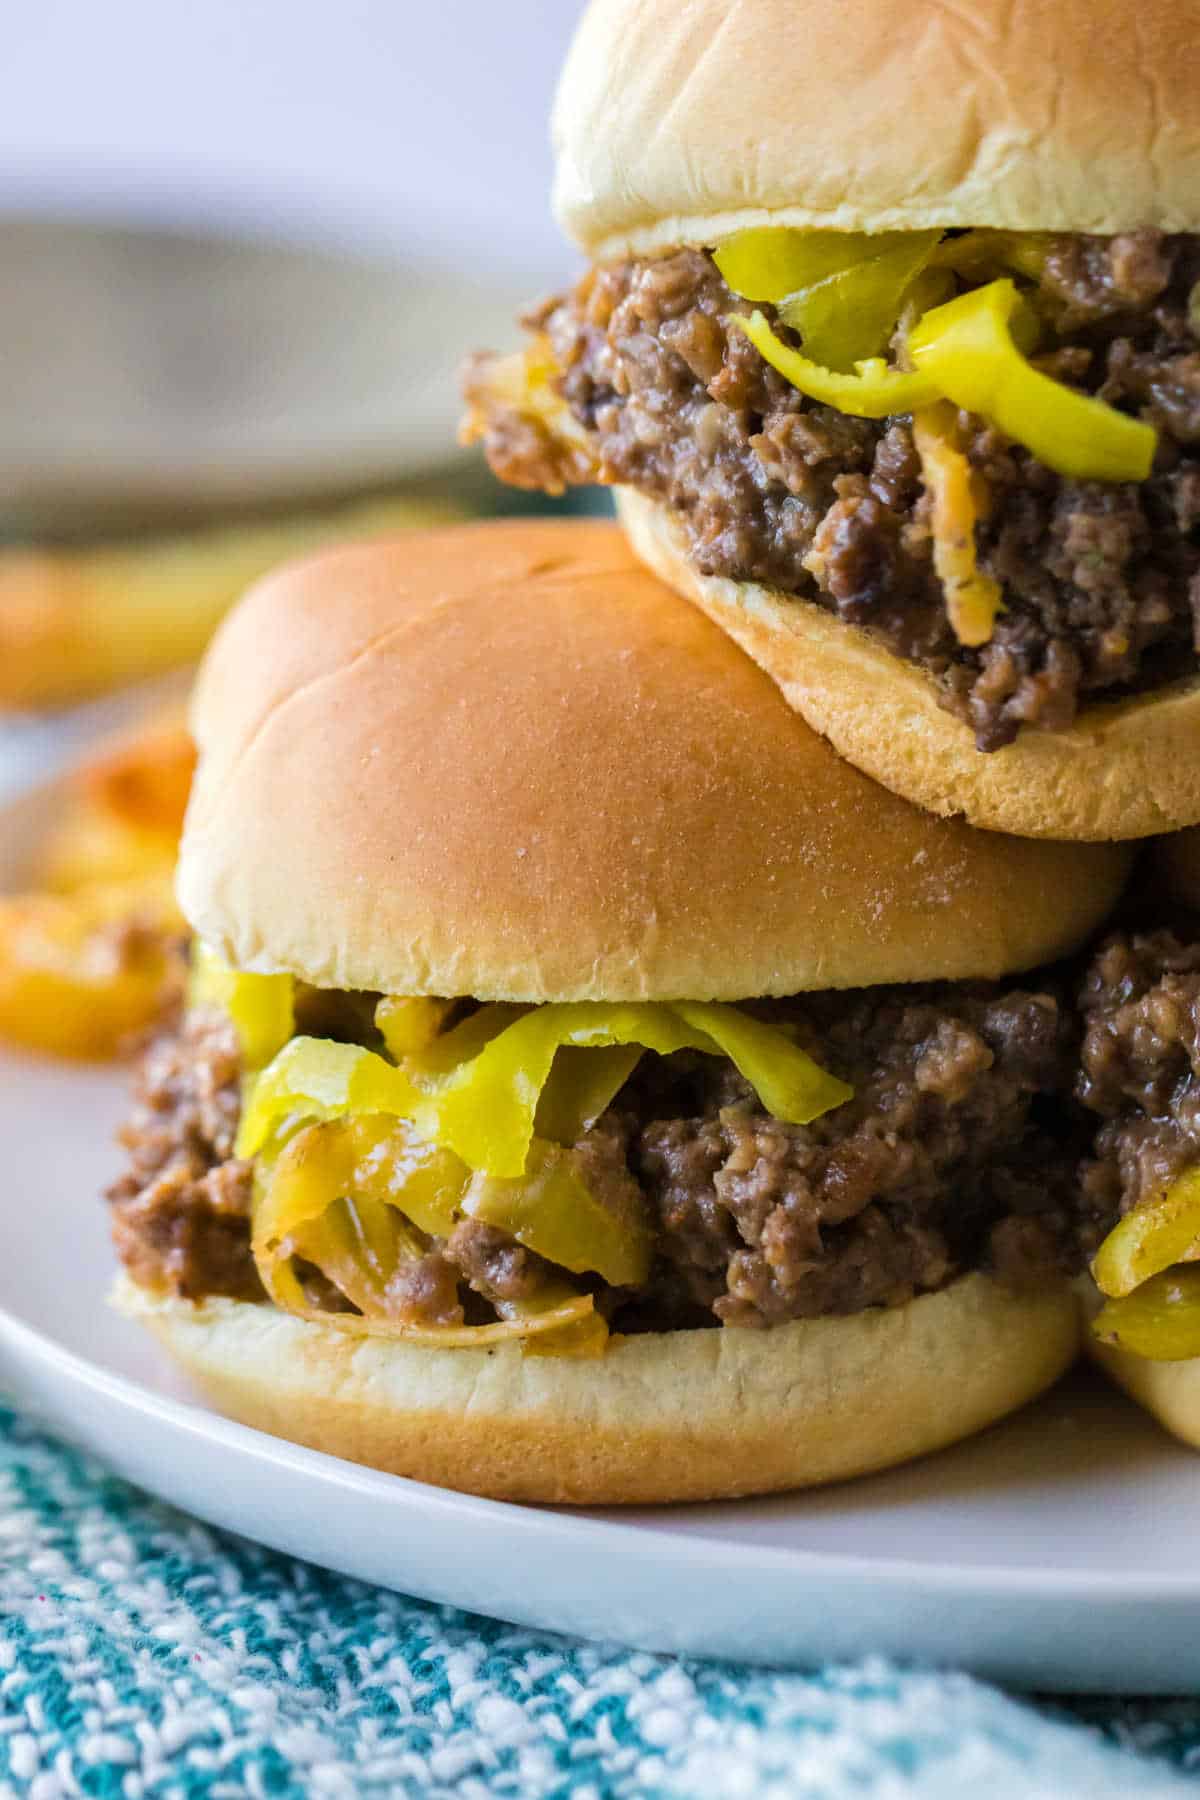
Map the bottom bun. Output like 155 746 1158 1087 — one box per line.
1081 1280 1200 1451
114 1271 1079 1504
617 488 1200 843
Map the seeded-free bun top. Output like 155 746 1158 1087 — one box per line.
178 521 1129 999
552 0 1200 260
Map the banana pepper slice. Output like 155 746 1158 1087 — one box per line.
716 227 942 370
1089 1166 1200 1361
188 941 294 1070
909 279 1157 482
239 1000 851 1180
731 311 940 417
253 1115 606 1354
1092 1268 1200 1363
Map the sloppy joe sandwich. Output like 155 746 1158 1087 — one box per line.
1078 847 1200 1447
463 0 1200 841
108 521 1130 1503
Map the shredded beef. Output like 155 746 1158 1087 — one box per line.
111 980 1087 1332
1076 930 1200 1229
467 231 1200 750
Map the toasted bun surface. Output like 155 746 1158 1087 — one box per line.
179 521 1129 997
552 0 1200 259
619 491 1200 844
114 1271 1079 1504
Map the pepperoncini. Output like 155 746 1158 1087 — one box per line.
236 1036 421 1159
189 942 294 1069
931 230 1050 283
240 1000 851 1181
909 279 1157 482
911 404 1003 647
1088 1167 1200 1360
464 1139 652 1287
730 312 941 417
714 228 928 305
376 995 457 1060
1091 1167 1200 1300
252 1116 606 1354
402 1000 852 1179
1092 1268 1200 1363
775 233 943 370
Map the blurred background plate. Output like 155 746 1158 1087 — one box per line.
0 217 528 533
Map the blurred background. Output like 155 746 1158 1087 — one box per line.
0 0 596 755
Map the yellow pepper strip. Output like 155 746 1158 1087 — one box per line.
534 1043 644 1145
464 1139 653 1287
400 1001 529 1076
1091 1166 1200 1299
408 1000 853 1179
242 1001 851 1180
714 228 929 305
776 232 943 371
931 230 1050 283
671 1002 854 1124
1092 1267 1200 1362
236 1037 421 1159
909 280 1157 482
375 996 458 1061
294 1294 604 1352
188 942 294 1070
253 1117 606 1354
731 312 941 418
911 404 1003 647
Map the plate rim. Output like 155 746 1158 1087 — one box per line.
2 1286 1197 1607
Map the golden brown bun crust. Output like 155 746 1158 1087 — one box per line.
553 0 1200 258
114 1271 1079 1504
619 490 1200 844
1151 827 1200 910
179 521 1129 997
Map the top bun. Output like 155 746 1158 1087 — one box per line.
552 0 1200 259
179 522 1128 1000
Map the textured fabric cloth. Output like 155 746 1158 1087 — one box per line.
0 1409 1197 1799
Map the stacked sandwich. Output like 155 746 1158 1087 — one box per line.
110 0 1200 1498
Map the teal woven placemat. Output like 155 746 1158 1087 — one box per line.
0 1407 1196 1798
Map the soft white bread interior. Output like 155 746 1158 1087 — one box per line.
552 0 1200 259
178 521 1130 996
114 1271 1080 1504
618 490 1200 843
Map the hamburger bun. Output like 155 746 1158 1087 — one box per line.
179 520 1130 996
114 1270 1080 1504
618 491 1200 842
1080 1280 1200 1453
552 0 1200 260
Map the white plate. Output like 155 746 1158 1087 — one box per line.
1 777 1199 1694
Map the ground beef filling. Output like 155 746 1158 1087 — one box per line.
109 985 1087 1332
465 230 1200 750
1077 930 1200 1233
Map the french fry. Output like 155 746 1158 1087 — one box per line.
0 494 462 710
